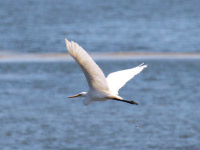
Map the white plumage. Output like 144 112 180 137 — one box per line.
65 39 147 105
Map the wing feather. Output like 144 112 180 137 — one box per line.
65 39 109 92
106 63 147 95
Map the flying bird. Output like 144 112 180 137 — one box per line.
65 39 147 105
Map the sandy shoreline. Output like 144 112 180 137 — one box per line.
0 52 200 62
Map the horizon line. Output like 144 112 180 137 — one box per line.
0 52 200 62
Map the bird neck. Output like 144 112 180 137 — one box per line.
81 92 88 97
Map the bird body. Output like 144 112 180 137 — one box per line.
65 39 147 105
81 90 123 106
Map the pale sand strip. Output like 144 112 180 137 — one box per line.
0 52 200 62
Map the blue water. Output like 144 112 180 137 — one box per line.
0 59 200 150
1 0 200 149
0 0 200 53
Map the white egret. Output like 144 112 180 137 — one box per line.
65 39 147 105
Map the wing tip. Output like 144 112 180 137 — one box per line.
139 63 147 68
65 38 70 46
65 38 86 58
65 38 71 51
65 38 79 49
65 38 68 43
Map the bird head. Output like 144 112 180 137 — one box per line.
68 92 87 98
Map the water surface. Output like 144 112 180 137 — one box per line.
0 0 200 53
0 59 199 150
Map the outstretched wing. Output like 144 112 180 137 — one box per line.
106 63 147 95
65 39 109 92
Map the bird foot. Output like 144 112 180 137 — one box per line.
129 100 138 105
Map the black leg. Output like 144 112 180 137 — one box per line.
112 98 138 105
